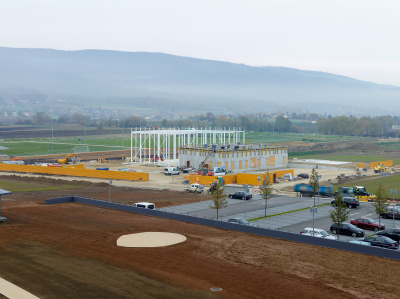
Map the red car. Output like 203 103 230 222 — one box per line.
350 218 385 232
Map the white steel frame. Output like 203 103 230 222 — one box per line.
130 127 245 165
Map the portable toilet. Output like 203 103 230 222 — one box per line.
217 176 223 187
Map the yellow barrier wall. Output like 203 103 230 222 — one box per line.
187 170 294 186
370 160 393 169
237 169 294 186
188 174 236 185
357 163 365 169
0 164 148 181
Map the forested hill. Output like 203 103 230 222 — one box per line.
1 46 400 115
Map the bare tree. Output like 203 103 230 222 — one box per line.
209 182 228 220
260 171 274 217
372 185 389 227
329 194 349 240
309 168 319 206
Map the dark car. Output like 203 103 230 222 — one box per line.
228 191 252 200
227 218 255 226
330 223 364 237
297 173 309 179
362 235 399 250
331 196 359 208
377 228 400 242
381 206 400 219
350 218 385 232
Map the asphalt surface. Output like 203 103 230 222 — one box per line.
159 193 400 243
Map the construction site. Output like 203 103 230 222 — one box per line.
2 128 400 299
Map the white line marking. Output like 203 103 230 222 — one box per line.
0 277 40 299
364 214 372 217
350 213 360 216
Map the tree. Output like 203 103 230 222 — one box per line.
329 194 350 240
309 168 319 207
274 115 292 132
372 185 389 227
209 182 227 220
260 172 274 217
34 112 52 125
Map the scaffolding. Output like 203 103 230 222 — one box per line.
130 128 245 166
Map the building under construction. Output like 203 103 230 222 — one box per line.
179 143 288 173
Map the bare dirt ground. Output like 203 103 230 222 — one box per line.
1 175 400 298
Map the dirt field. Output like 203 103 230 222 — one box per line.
1 175 400 298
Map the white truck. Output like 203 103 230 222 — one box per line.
184 183 203 193
164 166 180 175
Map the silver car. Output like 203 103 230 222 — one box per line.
301 227 336 240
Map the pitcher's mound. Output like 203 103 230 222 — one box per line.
117 232 187 248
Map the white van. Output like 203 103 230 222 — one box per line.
132 202 155 209
164 166 180 175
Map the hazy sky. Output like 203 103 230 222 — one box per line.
1 0 400 86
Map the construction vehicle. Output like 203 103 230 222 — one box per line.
353 186 376 202
197 151 213 176
58 153 78 164
11 157 22 161
293 184 334 197
374 163 387 173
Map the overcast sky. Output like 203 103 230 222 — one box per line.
1 0 400 86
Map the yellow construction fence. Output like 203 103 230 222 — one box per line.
186 169 294 186
369 160 393 169
0 164 148 181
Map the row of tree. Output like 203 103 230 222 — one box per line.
162 114 298 133
316 115 397 137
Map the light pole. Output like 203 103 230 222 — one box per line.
317 175 321 206
200 174 203 202
391 189 397 228
84 115 87 144
243 184 248 219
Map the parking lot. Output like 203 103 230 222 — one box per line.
159 193 400 243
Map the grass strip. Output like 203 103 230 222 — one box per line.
248 203 330 221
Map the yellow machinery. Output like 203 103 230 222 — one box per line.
58 153 78 164
374 163 387 173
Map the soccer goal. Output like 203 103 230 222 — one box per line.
74 145 90 153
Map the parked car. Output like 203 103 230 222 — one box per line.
228 191 252 200
227 218 255 226
362 235 399 250
300 228 336 240
330 223 364 237
331 196 359 208
184 183 203 193
297 173 309 179
350 218 385 231
376 228 400 242
381 206 400 219
132 202 155 209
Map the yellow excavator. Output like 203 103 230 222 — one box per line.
374 163 387 173
58 152 78 164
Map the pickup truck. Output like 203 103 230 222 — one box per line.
184 183 203 193
228 191 252 200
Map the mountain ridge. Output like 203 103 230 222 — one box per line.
0 46 399 115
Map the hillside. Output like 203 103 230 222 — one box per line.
1 47 400 115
